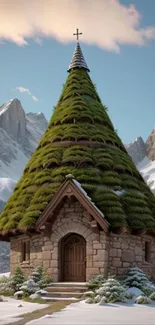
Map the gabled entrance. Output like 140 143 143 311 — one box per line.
60 233 86 282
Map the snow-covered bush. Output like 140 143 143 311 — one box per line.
11 266 25 292
124 268 149 290
0 275 13 295
19 266 52 297
94 295 101 303
136 295 151 304
30 266 52 288
124 267 155 296
85 297 94 304
149 292 155 300
0 276 10 284
20 279 40 296
83 291 96 298
143 283 155 296
87 275 105 291
96 278 126 303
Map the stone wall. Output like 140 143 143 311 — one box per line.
10 196 155 281
108 233 155 279
10 197 108 281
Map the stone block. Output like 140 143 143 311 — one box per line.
51 260 58 267
117 268 126 275
135 247 143 255
83 211 91 218
86 247 93 255
44 245 53 251
43 260 50 268
115 242 121 248
42 251 51 260
122 250 135 262
52 253 58 260
117 249 122 257
86 267 99 275
93 252 104 262
93 261 104 268
123 262 130 268
86 256 93 267
136 255 143 262
109 249 117 257
113 258 122 267
87 233 100 242
103 250 109 261
122 243 129 249
93 243 102 250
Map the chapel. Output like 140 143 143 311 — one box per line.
1 33 155 282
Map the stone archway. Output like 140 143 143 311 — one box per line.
60 233 86 282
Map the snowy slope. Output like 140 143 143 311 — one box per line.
0 178 16 202
138 157 155 194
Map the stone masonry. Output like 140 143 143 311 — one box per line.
10 197 155 280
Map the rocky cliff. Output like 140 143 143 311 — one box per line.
0 98 48 273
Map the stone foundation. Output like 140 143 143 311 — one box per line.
10 197 155 280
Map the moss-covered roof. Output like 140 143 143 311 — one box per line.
1 45 155 235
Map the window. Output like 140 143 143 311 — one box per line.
21 241 30 262
145 241 151 263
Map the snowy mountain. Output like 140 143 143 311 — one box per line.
137 157 155 194
0 98 48 273
0 98 48 205
126 131 155 193
125 137 147 165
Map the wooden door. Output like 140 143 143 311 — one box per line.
61 233 86 282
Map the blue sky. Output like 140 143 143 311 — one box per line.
0 0 155 144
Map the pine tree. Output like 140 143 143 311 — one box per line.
124 267 149 289
11 266 25 291
30 266 44 283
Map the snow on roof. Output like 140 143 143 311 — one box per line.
113 189 126 197
72 178 105 218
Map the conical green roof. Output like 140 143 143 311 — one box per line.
1 44 155 235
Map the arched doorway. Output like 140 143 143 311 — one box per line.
60 233 86 282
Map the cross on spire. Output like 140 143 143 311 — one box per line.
73 28 82 41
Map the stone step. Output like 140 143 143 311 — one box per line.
46 286 86 293
43 291 83 298
48 282 87 287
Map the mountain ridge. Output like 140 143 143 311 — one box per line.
0 98 48 273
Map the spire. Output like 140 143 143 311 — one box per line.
68 29 90 72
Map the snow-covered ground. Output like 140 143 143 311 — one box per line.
0 272 10 278
0 297 47 325
25 300 155 325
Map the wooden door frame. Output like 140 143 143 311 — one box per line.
59 232 86 282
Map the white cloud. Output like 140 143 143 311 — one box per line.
16 87 39 102
0 0 154 52
32 95 39 102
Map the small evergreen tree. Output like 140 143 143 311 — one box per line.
30 265 51 288
124 267 149 290
96 278 125 303
11 266 25 291
20 279 40 296
31 266 44 283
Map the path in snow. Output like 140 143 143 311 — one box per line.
26 300 155 325
0 296 47 325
